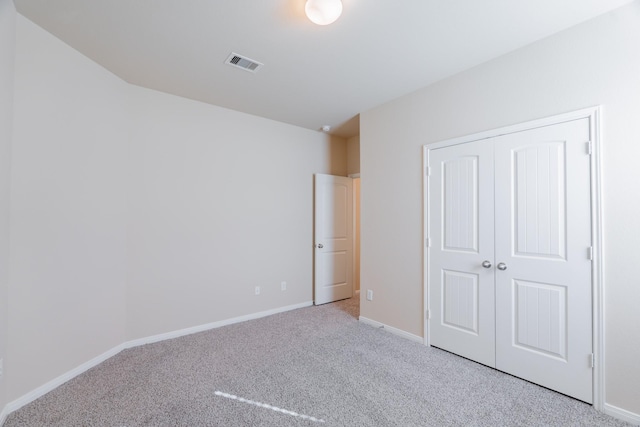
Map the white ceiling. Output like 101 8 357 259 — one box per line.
14 0 634 138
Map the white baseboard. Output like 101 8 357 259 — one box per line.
0 300 313 424
124 301 313 348
358 316 424 344
2 343 126 419
0 405 8 426
604 403 640 426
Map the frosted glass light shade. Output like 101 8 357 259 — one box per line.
305 0 343 25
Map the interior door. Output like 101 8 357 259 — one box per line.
427 118 593 403
314 174 353 305
428 140 496 367
494 119 593 403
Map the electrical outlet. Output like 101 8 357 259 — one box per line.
281 281 287 291
255 286 261 296
366 290 373 301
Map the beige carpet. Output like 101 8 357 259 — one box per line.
4 297 631 426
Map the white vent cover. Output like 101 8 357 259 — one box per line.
225 52 263 73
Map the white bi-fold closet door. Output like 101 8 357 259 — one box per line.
427 118 593 403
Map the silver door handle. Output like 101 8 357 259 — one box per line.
497 262 507 271
482 260 492 268
317 243 324 249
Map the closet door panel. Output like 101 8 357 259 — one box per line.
428 141 495 367
493 118 593 403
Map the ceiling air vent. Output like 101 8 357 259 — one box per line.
225 52 263 73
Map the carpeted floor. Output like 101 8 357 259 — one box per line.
4 298 632 426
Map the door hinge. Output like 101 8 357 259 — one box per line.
425 238 431 248
426 309 431 320
587 246 593 261
589 353 595 369
586 141 592 155
426 166 431 177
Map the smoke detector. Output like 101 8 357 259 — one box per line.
225 52 263 73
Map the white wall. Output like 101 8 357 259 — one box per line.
0 0 17 414
360 1 640 417
3 10 347 411
125 85 346 340
8 15 129 401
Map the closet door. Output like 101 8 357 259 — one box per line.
427 117 594 403
428 140 496 367
493 118 593 403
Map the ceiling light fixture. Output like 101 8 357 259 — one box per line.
305 0 343 25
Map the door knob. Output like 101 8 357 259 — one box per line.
482 260 492 268
317 243 324 249
497 262 507 271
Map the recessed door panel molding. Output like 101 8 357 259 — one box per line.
512 142 566 260
514 279 567 359
323 183 349 240
321 251 348 287
426 109 601 406
442 270 479 334
443 156 479 253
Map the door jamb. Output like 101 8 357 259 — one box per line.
422 107 604 410
349 173 360 296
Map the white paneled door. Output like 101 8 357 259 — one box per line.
314 174 353 305
428 118 593 403
428 140 496 367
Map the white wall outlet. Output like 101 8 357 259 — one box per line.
255 286 261 295
366 290 373 301
281 281 287 291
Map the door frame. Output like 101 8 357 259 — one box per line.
423 106 604 410
349 173 361 296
